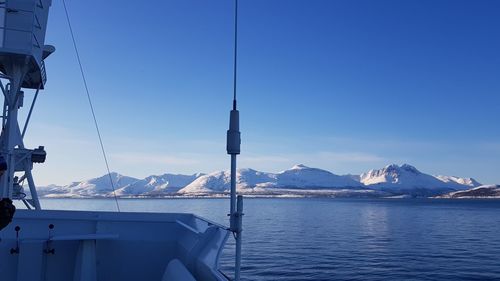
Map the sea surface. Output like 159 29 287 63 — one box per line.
33 198 500 281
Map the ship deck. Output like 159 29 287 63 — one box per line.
0 209 230 281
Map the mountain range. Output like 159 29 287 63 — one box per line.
36 164 485 198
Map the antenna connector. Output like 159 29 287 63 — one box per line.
226 109 241 155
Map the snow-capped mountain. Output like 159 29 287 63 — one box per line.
115 173 204 195
179 168 275 194
37 164 486 198
435 175 481 187
65 172 139 197
179 164 362 194
360 164 481 194
37 184 69 197
275 164 362 189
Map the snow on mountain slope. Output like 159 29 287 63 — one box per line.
37 184 67 197
116 173 204 195
360 164 479 191
435 175 481 187
179 168 275 193
179 165 362 194
65 172 139 197
37 164 487 197
275 164 362 189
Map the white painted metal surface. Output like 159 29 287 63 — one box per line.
162 259 197 281
0 0 54 210
0 210 230 281
0 0 53 88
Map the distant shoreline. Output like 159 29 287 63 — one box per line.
38 195 500 200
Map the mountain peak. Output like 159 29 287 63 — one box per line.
381 164 420 174
291 164 310 170
400 164 420 174
89 172 128 183
435 175 482 187
361 164 478 191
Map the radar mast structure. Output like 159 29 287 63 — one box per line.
0 0 54 209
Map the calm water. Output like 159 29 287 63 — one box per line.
33 198 500 281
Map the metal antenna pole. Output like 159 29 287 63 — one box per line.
235 195 243 280
227 98 242 281
227 0 243 280
229 0 240 218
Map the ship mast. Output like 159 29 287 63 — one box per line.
0 0 54 210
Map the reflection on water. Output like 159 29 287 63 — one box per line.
358 205 389 255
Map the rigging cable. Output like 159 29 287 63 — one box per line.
62 0 120 212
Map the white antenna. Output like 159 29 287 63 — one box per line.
227 0 243 280
0 0 55 209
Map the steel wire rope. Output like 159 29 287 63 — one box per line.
62 0 120 212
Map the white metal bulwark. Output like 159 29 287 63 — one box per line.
0 210 231 281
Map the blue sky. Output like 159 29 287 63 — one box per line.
21 0 500 185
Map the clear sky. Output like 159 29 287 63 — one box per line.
21 0 500 185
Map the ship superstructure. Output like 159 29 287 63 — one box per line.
0 1 243 280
